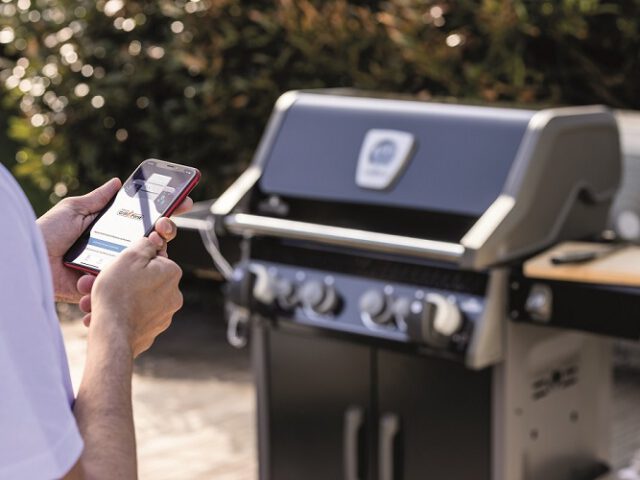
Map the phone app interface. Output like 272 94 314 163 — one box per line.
67 162 193 271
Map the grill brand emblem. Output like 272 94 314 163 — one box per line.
117 208 143 220
369 140 397 166
356 129 416 190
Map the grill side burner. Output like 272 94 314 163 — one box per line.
214 91 622 480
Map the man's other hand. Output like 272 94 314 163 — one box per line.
37 178 193 303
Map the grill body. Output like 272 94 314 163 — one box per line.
215 91 621 480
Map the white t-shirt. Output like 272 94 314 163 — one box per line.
0 165 83 479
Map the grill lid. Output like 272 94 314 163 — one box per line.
259 92 535 219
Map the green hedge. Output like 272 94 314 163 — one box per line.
1 0 639 213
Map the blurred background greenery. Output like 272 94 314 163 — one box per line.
1 0 640 214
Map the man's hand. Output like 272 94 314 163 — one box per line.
37 178 193 303
75 214 181 326
90 234 183 357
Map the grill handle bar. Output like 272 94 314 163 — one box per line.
223 213 465 263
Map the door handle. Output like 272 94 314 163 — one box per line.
379 413 401 480
344 406 365 480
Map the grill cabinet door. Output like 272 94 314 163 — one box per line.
265 329 373 480
376 350 492 480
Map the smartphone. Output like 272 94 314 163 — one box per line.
64 159 201 274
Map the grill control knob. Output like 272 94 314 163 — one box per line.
299 279 339 315
359 289 393 325
429 294 463 337
274 277 297 310
405 293 463 347
392 296 412 328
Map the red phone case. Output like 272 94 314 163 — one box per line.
64 167 201 275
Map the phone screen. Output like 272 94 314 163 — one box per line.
64 160 198 272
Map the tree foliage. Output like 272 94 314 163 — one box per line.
1 0 639 213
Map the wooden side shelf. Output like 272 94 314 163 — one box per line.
523 242 640 287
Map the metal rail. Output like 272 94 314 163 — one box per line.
224 213 465 263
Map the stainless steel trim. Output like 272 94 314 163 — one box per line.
224 213 465 262
343 406 364 480
210 166 262 216
379 413 400 480
172 216 211 231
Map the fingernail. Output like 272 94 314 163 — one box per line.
163 222 174 235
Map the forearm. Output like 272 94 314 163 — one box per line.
72 321 137 479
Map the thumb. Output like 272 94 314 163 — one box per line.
78 178 122 214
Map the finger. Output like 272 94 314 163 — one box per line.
128 236 163 263
171 197 193 216
135 339 155 358
153 316 173 336
148 231 166 250
172 290 184 313
79 294 92 314
82 313 91 327
154 217 177 242
77 275 96 296
77 178 122 214
148 255 182 282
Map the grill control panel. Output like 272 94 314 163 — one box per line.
252 261 485 357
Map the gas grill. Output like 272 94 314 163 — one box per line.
211 91 622 480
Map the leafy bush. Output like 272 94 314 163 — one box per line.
1 0 639 213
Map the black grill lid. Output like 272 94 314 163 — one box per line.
259 93 535 218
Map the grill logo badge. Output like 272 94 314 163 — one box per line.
117 208 143 221
356 129 416 190
369 140 397 166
